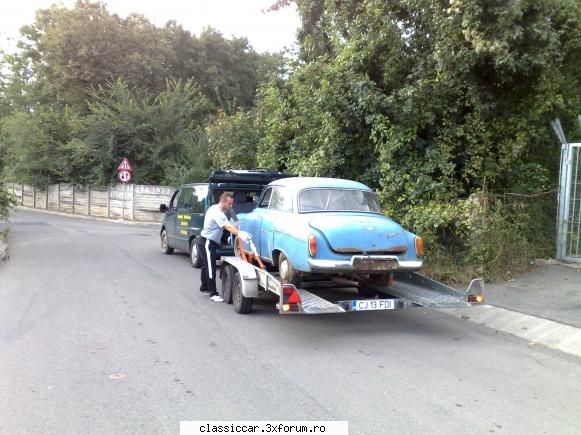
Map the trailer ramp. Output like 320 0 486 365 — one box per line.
369 272 484 309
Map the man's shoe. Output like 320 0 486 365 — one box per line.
210 295 224 303
199 287 209 293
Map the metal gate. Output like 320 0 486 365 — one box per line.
557 143 581 262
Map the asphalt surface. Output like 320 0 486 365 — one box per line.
486 264 581 329
1 210 581 435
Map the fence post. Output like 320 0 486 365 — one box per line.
21 184 24 205
46 186 49 210
107 184 111 218
132 184 136 221
88 185 91 216
72 184 75 214
33 186 36 208
57 184 61 212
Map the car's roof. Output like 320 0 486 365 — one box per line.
268 177 372 192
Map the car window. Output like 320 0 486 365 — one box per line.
169 190 180 211
259 187 273 208
232 190 259 214
192 185 208 213
177 188 194 210
270 187 293 212
298 189 381 213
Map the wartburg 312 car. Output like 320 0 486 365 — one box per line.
237 177 424 289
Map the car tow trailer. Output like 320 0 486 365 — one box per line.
219 239 484 315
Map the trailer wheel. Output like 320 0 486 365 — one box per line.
220 264 234 304
232 271 253 314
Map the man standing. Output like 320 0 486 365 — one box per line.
198 192 251 302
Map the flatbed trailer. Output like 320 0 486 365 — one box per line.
219 255 484 315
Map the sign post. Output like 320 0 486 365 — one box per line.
117 158 133 220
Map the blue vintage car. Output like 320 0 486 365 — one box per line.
237 177 423 287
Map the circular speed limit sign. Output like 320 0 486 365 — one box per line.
118 170 132 183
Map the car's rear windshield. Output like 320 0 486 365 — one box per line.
298 188 382 213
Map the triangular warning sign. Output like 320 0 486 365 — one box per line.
117 157 133 171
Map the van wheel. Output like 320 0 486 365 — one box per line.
161 230 174 254
232 271 253 314
190 238 202 268
279 253 301 288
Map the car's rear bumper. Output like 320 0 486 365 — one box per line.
308 255 422 272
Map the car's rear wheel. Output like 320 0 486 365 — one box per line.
190 238 202 268
279 253 302 288
161 229 174 254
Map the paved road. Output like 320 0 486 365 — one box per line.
1 210 581 435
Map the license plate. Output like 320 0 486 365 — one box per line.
352 258 398 271
351 299 396 311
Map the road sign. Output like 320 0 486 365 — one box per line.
118 170 132 183
117 157 133 172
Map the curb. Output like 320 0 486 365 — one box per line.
439 304 581 359
15 206 161 227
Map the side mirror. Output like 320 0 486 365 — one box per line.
159 204 168 213
253 195 260 206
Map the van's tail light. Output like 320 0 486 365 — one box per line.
415 236 424 257
282 284 302 313
308 234 317 257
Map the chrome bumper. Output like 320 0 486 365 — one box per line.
308 255 422 272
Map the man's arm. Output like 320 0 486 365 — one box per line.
223 222 241 236
226 208 239 223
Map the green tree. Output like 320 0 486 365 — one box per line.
260 0 581 278
207 110 261 169
1 107 88 185
83 79 211 184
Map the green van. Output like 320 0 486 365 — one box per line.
159 170 292 267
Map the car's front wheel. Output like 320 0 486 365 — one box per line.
278 253 302 288
161 229 174 255
190 238 202 268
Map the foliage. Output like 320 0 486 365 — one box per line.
206 110 261 170
0 185 16 221
257 0 580 280
4 1 280 113
1 107 87 185
0 0 281 187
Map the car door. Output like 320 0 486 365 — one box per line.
175 187 194 252
166 189 180 248
190 184 208 238
249 186 273 258
262 187 293 261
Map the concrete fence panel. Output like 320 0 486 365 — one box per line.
5 182 175 223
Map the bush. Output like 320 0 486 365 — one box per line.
0 185 16 221
402 191 557 283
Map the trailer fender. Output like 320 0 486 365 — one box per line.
222 257 260 298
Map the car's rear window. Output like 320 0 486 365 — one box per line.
298 188 381 213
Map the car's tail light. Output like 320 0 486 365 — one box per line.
415 236 424 257
308 234 317 257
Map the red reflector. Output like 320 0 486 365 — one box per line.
468 294 484 304
283 284 302 304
